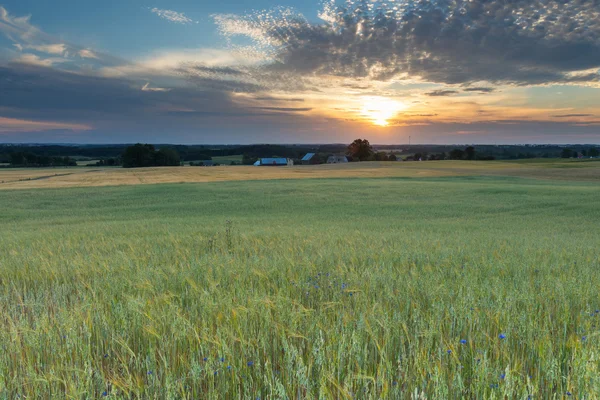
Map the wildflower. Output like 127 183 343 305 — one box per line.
582 336 587 341
500 373 506 380
104 354 109 358
203 357 207 361
490 383 499 389
102 392 108 397
227 366 232 370
460 339 467 344
392 381 398 386
247 361 254 367
567 392 572 396
220 357 224 362
498 334 506 340
349 293 353 296
447 350 452 354
214 371 218 376
147 371 153 375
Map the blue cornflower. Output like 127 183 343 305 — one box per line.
102 391 108 397
490 383 499 389
247 361 254 367
582 336 587 341
349 293 353 296
447 350 452 354
104 354 109 358
214 371 218 376
500 373 506 380
220 357 225 362
392 381 398 386
147 371 153 375
227 365 232 370
498 334 506 340
567 392 572 396
460 339 467 344
203 357 207 361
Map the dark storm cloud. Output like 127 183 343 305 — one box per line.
425 90 459 97
254 96 305 102
181 65 245 76
463 87 496 93
552 114 596 118
253 107 312 112
217 0 600 85
0 63 292 126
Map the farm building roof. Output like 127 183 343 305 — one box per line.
259 158 288 165
301 153 315 161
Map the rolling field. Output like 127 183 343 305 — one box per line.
1 163 600 398
1 159 599 190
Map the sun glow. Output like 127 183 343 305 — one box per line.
360 96 407 126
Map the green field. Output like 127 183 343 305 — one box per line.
211 155 244 164
1 170 600 398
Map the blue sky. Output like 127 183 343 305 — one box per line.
1 0 600 144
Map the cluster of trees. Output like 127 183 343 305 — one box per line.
94 158 121 166
346 140 495 162
561 148 600 158
3 152 77 167
121 144 180 168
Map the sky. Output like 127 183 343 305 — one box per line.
0 0 600 144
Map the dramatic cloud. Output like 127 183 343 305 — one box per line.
463 87 495 94
150 8 196 25
552 114 596 118
214 0 600 86
0 3 599 143
426 90 459 97
0 116 91 133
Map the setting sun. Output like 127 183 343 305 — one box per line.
360 96 407 126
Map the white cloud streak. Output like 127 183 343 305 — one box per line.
150 8 196 24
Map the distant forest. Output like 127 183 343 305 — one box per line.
0 143 598 168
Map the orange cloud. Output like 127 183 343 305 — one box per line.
0 117 92 133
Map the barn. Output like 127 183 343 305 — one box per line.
301 153 316 165
254 158 293 166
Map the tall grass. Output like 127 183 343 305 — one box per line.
1 176 599 398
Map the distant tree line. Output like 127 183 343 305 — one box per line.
2 152 77 167
121 144 181 168
1 143 599 169
561 147 600 158
344 140 497 162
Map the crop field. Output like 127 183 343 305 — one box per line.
1 161 600 398
0 159 599 190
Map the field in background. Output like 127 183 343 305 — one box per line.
1 165 600 398
211 154 244 164
1 159 599 190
